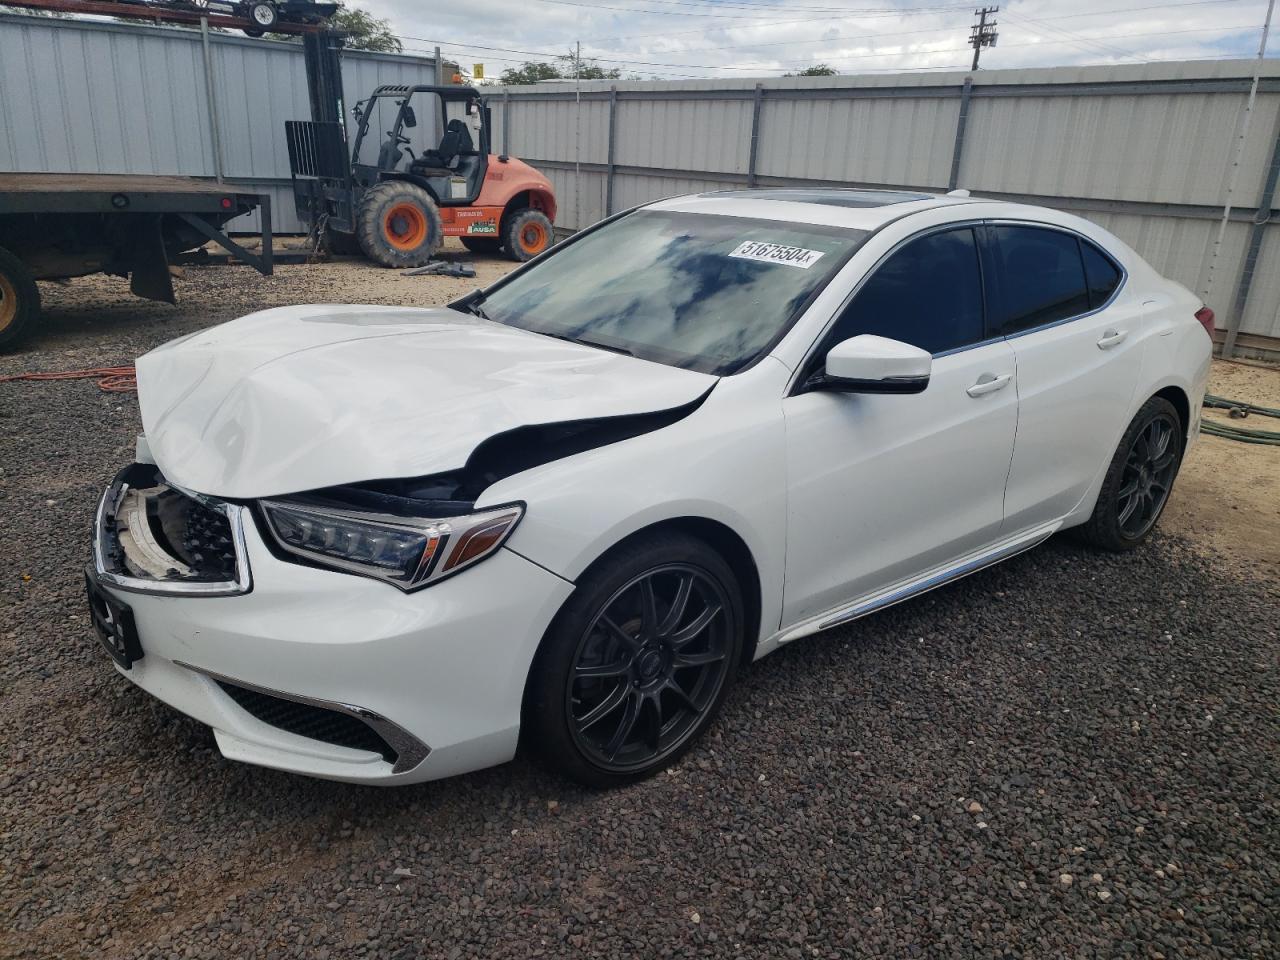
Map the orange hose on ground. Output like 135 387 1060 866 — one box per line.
0 366 137 392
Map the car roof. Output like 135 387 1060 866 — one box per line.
647 187 978 231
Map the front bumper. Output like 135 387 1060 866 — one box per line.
88 471 574 785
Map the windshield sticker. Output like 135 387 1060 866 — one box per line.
728 240 826 269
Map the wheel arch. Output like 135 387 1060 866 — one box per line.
557 516 763 673
494 184 555 224
1153 383 1191 439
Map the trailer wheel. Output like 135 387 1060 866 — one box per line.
460 237 502 256
502 209 553 262
357 182 443 268
247 2 278 30
0 246 38 352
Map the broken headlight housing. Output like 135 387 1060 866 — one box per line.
259 498 524 591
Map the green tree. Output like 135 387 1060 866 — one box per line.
499 61 565 85
784 64 838 77
328 4 401 53
499 52 621 85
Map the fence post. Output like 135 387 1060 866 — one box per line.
605 85 618 215
747 82 764 188
503 89 511 155
948 76 973 191
199 17 225 183
1223 111 1280 357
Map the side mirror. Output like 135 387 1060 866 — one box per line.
401 105 417 128
811 334 931 394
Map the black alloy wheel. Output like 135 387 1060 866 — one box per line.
1117 412 1179 538
524 531 744 786
568 565 733 773
1075 395 1184 551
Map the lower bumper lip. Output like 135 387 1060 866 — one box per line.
173 660 431 775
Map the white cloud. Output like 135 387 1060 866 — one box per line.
356 0 1274 79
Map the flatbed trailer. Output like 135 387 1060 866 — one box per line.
0 172 273 350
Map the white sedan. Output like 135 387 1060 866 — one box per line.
87 189 1212 786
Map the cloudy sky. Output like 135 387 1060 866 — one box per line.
355 0 1276 80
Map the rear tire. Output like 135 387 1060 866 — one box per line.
460 237 503 256
0 245 39 352
502 208 553 262
357 182 443 268
523 531 744 787
1073 396 1184 552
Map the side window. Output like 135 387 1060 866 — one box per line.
989 225 1091 335
822 227 985 358
1080 239 1122 308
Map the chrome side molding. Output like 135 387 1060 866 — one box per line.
774 521 1062 648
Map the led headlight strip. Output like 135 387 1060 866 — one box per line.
260 499 524 591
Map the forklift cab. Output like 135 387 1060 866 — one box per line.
350 85 492 206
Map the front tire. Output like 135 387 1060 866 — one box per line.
356 182 443 268
502 208 553 262
524 531 744 787
1074 396 1184 551
0 245 39 352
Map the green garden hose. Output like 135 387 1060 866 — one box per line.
1202 393 1280 445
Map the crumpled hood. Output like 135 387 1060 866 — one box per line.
136 304 715 499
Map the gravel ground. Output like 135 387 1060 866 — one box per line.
1 260 1278 959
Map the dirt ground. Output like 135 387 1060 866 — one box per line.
1164 359 1280 579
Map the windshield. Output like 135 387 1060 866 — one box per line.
472 211 868 375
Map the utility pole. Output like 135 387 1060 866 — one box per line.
969 6 999 71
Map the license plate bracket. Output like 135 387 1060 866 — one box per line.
85 567 143 670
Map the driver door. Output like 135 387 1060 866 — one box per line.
781 226 1019 626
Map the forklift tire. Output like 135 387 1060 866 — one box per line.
502 209 554 262
0 245 39 352
460 237 503 256
357 182 443 268
324 227 362 257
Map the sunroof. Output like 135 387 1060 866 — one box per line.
705 188 934 208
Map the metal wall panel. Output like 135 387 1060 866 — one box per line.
0 15 214 174
757 94 957 188
0 13 437 232
959 92 1280 207
614 97 754 174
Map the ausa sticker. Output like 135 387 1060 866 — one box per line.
729 240 825 269
467 221 498 235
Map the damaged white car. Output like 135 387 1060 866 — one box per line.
87 189 1212 786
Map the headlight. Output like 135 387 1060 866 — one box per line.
259 499 524 591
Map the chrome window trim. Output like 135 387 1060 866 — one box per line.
92 480 253 598
174 660 431 775
785 216 1129 395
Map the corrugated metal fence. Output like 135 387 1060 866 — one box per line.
0 12 437 233
491 61 1280 354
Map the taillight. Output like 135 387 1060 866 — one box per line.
1195 306 1216 340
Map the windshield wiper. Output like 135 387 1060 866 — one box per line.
535 329 635 358
451 288 490 320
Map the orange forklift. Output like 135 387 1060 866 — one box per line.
287 83 557 267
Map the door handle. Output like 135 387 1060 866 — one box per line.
966 373 1012 398
1097 329 1127 349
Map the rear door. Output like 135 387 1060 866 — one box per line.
988 224 1145 533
